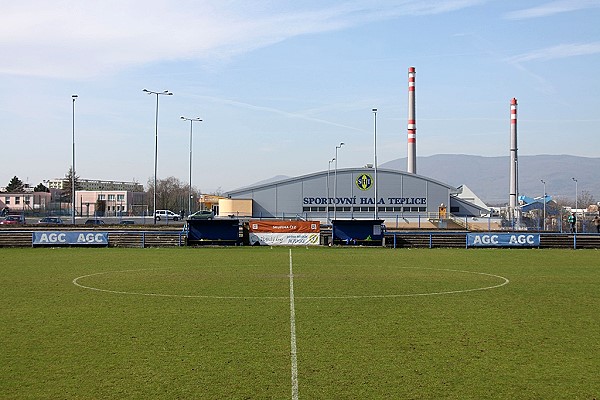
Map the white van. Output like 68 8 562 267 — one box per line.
154 210 180 221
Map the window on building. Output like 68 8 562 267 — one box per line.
379 206 402 212
403 207 426 213
98 194 105 200
25 196 31 205
117 194 125 201
302 206 326 212
4 197 10 205
108 194 116 201
15 197 20 205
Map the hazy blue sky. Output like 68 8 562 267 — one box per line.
2 0 599 193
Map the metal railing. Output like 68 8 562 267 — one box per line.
0 229 186 248
385 231 600 250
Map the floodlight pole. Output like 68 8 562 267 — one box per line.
541 179 546 231
143 89 173 224
327 157 335 223
572 177 578 232
71 94 78 225
333 143 344 221
181 116 202 216
373 108 378 220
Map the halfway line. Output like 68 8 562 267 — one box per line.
289 249 299 400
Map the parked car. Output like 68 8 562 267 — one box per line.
188 210 214 220
0 215 25 225
38 217 64 225
154 210 180 221
85 219 105 225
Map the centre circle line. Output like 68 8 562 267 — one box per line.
72 266 509 300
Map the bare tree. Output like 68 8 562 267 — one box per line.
211 187 224 197
548 196 570 232
146 176 201 214
578 190 596 210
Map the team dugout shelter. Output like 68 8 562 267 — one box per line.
224 168 486 224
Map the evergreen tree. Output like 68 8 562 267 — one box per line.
61 167 81 203
5 176 24 192
34 183 50 193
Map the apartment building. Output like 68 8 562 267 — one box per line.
75 190 147 217
1 192 52 212
48 178 144 192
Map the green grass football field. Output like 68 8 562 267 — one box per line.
1 247 600 399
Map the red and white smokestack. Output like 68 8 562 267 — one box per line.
509 98 519 224
407 67 417 174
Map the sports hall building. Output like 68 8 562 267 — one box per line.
224 167 487 224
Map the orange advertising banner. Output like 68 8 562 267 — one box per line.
249 220 320 233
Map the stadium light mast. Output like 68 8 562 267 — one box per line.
143 89 173 224
333 142 344 221
181 116 202 216
541 179 546 231
572 177 578 232
327 157 335 223
373 108 378 220
71 94 78 225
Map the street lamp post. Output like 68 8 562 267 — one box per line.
333 142 344 221
541 179 546 231
71 94 78 225
372 108 378 220
572 177 578 232
327 157 335 223
181 116 202 216
143 89 173 224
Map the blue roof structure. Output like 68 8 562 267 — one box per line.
519 195 556 213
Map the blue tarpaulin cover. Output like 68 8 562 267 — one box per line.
332 219 384 241
187 219 240 241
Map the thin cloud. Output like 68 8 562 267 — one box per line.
505 0 600 19
198 94 367 132
457 32 558 95
0 0 487 79
508 42 600 63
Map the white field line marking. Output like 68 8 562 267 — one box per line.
72 267 509 300
299 268 510 299
72 270 284 300
289 249 299 400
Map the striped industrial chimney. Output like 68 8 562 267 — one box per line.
407 67 417 174
509 98 519 226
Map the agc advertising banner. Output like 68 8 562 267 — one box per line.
467 233 540 247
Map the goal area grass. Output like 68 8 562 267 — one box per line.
1 247 599 399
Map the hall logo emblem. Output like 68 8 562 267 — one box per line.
355 174 373 191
